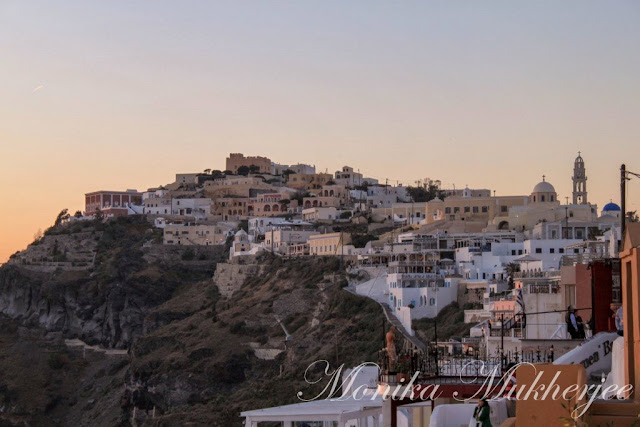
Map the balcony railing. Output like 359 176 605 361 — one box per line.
514 270 561 279
378 346 555 386
527 283 561 294
378 327 555 388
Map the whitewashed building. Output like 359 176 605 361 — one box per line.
455 239 584 281
302 206 341 222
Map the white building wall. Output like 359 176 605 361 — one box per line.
171 198 212 219
455 239 584 280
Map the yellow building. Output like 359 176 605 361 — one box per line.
287 173 333 190
303 185 350 208
425 193 528 229
203 176 275 199
371 202 428 224
163 223 232 245
308 232 351 256
225 153 272 174
212 197 249 220
507 178 597 231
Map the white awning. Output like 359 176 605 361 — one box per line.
241 394 383 427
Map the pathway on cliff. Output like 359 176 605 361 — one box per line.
343 287 426 351
64 339 128 356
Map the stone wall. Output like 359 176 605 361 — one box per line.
213 257 264 298
457 283 485 307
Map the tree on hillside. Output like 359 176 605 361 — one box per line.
74 210 83 218
278 199 291 211
290 190 309 204
627 211 639 223
94 207 105 222
203 168 211 175
504 262 521 289
54 209 70 227
237 166 250 176
249 164 261 174
281 169 295 180
406 183 445 203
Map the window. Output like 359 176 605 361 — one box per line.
482 206 489 213
501 205 508 213
559 248 565 254
454 207 460 213
464 206 470 213
541 195 546 202
429 298 436 306
574 248 579 254
550 248 555 253
472 206 479 213
512 250 516 256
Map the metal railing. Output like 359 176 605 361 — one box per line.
378 345 555 385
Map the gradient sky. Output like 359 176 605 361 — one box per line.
1 1 639 262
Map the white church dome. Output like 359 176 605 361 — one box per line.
532 180 556 194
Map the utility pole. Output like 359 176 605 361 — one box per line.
434 315 438 376
501 313 505 371
434 286 439 376
621 164 626 251
340 230 344 267
619 164 640 251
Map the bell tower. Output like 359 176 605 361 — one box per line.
572 152 587 204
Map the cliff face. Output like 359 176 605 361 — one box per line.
0 266 145 348
126 255 385 426
0 217 384 427
0 217 225 349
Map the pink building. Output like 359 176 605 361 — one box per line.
85 190 142 217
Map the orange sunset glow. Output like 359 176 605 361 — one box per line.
1 1 639 263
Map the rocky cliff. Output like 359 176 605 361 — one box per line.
0 218 225 349
0 217 385 426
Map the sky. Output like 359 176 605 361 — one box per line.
1 1 639 262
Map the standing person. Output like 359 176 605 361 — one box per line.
472 399 492 427
576 314 586 339
386 326 398 372
566 306 578 339
614 306 624 336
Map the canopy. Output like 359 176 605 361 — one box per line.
241 395 382 427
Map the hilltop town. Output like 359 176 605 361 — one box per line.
9 151 625 350
2 151 632 426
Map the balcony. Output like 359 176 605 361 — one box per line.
514 270 561 279
527 283 561 294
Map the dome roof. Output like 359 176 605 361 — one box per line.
603 202 621 212
532 180 556 194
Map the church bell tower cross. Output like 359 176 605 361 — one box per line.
572 152 588 204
